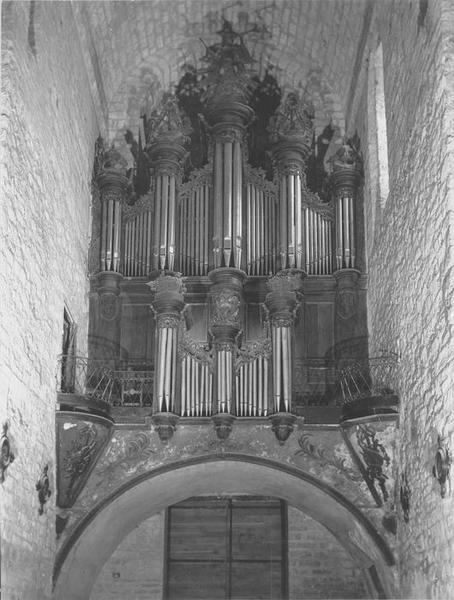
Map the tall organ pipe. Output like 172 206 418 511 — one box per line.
330 143 362 271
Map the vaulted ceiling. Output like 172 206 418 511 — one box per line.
75 0 370 141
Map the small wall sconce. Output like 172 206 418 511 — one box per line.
36 464 52 515
433 435 451 498
1 422 15 483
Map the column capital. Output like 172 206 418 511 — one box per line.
95 145 130 203
329 142 362 198
147 272 186 317
265 269 305 323
269 91 314 168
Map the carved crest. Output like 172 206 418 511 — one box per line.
336 288 357 320
99 293 119 321
211 289 241 327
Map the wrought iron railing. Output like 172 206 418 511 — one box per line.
58 356 154 406
58 355 398 413
337 356 398 405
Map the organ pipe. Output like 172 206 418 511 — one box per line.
148 273 186 421
330 142 362 271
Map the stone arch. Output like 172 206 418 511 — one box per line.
53 454 395 599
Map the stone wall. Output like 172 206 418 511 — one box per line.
90 512 165 600
0 2 100 598
350 1 454 597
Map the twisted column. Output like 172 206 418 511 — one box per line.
265 269 305 443
148 273 186 441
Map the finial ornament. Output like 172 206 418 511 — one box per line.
268 91 314 146
144 93 192 147
199 19 256 107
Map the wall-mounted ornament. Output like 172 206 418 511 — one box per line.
1 422 15 483
399 470 411 523
433 435 451 498
36 464 52 515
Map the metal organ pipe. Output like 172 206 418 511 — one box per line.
330 143 362 270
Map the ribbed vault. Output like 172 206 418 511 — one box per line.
74 0 369 141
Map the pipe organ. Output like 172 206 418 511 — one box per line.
91 21 364 442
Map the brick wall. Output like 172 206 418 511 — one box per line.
352 1 454 597
0 2 100 597
90 512 165 600
89 506 368 600
288 506 368 599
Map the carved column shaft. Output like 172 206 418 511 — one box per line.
148 274 186 414
265 270 305 413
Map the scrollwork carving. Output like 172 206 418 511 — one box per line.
179 163 213 200
236 338 271 369
178 333 213 367
266 268 305 294
63 423 98 497
210 289 241 327
356 425 391 503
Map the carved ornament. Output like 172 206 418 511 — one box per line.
36 464 52 515
268 92 314 147
148 272 186 296
295 434 363 482
100 293 119 322
145 93 192 147
0 422 15 483
179 163 213 200
433 435 451 498
155 314 182 330
199 20 255 108
356 424 391 503
336 288 358 320
63 423 98 499
266 268 305 294
178 333 213 367
210 288 241 327
236 338 271 368
400 470 411 523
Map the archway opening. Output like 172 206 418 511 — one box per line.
54 456 394 599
